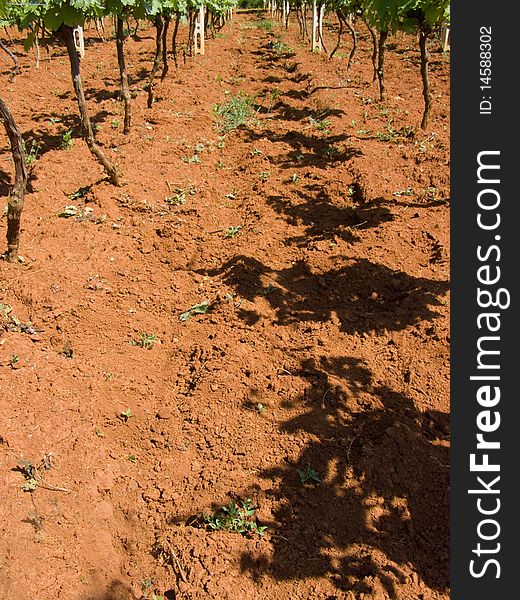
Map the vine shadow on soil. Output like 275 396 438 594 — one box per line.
263 98 345 124
242 126 356 171
22 115 79 158
24 109 112 155
196 253 449 594
240 355 450 597
266 186 393 245
200 255 448 335
266 188 447 248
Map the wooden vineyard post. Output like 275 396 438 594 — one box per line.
73 25 85 60
312 1 324 52
441 25 450 52
194 4 205 55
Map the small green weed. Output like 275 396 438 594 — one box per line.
130 332 157 349
374 128 398 143
420 186 438 201
271 40 291 54
418 132 436 152
0 303 13 319
142 579 164 600
22 478 38 492
16 459 38 492
228 75 246 86
67 185 91 201
393 187 414 197
261 283 278 296
0 303 29 330
309 116 331 134
256 20 273 31
23 140 41 168
120 408 132 421
110 119 120 129
266 88 281 112
181 155 201 164
322 144 342 160
214 94 254 133
165 184 196 206
203 498 267 536
127 454 137 464
9 354 19 367
57 205 78 218
61 129 74 149
298 464 321 484
180 300 211 322
224 225 242 239
373 118 403 143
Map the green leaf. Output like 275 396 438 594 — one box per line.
21 477 38 492
0 303 13 319
23 31 35 52
120 408 132 420
180 300 211 322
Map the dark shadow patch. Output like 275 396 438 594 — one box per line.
239 356 449 595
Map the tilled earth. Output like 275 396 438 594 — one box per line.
1 11 449 600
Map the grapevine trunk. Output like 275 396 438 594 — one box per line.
62 25 119 185
0 96 27 261
116 17 132 135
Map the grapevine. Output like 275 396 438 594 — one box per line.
1 0 449 259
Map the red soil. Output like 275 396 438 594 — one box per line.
1 11 449 600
